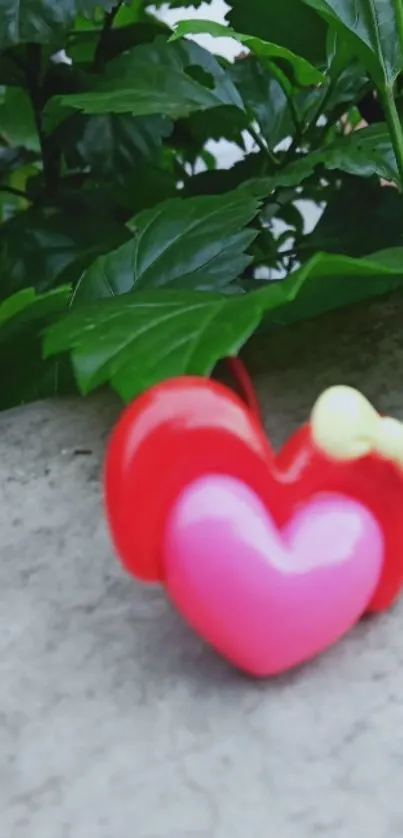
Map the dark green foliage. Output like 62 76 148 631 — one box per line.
2 0 403 409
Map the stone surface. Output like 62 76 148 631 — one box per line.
3 293 403 838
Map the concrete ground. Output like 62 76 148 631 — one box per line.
3 292 403 838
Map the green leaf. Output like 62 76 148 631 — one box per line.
0 285 70 338
72 190 262 303
170 19 325 86
0 86 40 151
228 0 328 65
321 59 370 114
43 288 271 400
176 104 247 156
0 0 116 48
43 244 403 402
0 205 129 299
43 246 403 402
108 164 177 216
66 18 169 65
302 0 403 87
0 45 28 85
0 146 37 180
229 58 293 150
151 0 208 6
76 1 116 15
268 124 399 188
0 285 71 410
184 151 267 198
63 113 172 179
58 35 245 118
229 54 368 152
301 176 403 258
293 59 370 127
259 249 403 325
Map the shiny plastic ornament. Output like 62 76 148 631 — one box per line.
104 361 403 676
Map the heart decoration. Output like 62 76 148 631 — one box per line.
104 371 403 676
164 476 383 675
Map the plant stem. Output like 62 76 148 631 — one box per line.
93 2 122 71
23 44 61 199
392 0 403 188
304 79 336 141
285 75 338 165
381 83 403 189
247 125 279 167
0 185 30 200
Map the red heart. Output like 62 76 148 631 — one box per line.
275 423 403 612
104 376 403 615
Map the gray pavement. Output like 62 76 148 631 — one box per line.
3 292 403 837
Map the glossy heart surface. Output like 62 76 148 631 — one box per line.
164 476 384 676
105 375 403 675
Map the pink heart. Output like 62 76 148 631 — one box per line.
163 476 384 676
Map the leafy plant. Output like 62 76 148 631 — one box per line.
2 0 403 409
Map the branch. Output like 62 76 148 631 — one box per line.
247 124 279 168
0 185 30 200
285 77 338 164
381 83 403 190
23 45 62 199
93 2 123 71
